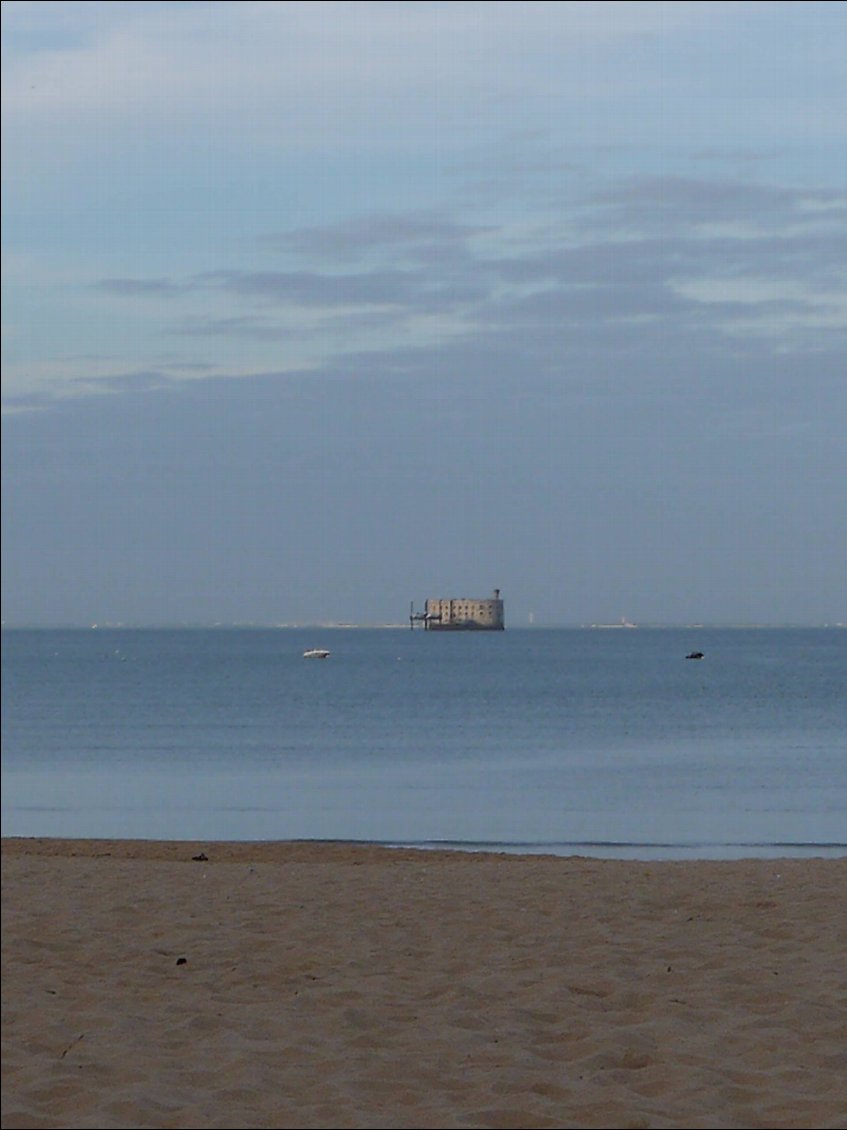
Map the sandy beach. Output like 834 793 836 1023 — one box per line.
2 840 846 1129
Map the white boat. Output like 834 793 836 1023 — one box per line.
303 648 331 659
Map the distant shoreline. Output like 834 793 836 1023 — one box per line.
3 622 845 631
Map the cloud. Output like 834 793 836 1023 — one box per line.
493 231 847 301
583 177 847 235
168 315 290 341
96 277 182 296
74 367 182 394
1 3 719 116
66 171 844 390
267 211 494 262
198 267 435 307
8 0 842 176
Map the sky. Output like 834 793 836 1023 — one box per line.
2 0 846 628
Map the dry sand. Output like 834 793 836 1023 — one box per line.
2 839 846 1130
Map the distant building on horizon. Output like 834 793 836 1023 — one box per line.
410 589 505 631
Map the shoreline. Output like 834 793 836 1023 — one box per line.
3 839 846 1129
3 834 845 863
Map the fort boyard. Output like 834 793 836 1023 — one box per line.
410 589 505 631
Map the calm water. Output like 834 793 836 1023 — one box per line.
2 627 845 858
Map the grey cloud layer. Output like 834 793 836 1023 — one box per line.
90 176 845 360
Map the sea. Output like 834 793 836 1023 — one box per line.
2 627 845 860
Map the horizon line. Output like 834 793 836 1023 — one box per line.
2 621 844 631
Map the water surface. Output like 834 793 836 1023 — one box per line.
3 627 845 858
